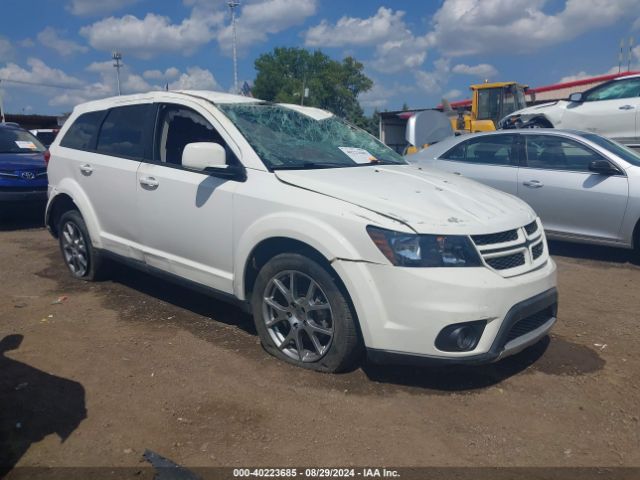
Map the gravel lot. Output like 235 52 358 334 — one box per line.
1 210 639 474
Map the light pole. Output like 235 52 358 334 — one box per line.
228 1 240 94
112 51 122 96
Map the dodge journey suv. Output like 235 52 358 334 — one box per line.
46 90 558 372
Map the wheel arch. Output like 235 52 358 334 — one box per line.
46 193 78 238
522 115 554 128
46 180 102 247
242 236 367 354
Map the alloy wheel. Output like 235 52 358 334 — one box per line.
262 270 334 362
61 221 89 277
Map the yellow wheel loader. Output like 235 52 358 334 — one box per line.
405 82 529 154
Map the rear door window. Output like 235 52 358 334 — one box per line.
60 111 105 151
96 104 153 160
441 135 518 166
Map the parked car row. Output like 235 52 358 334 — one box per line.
411 129 640 253
44 90 558 372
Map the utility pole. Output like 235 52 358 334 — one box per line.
619 38 624 74
228 1 240 94
628 37 635 72
0 79 4 123
112 51 122 96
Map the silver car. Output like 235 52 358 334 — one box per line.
410 129 640 253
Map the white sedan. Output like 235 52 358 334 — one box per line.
499 74 640 148
410 129 640 253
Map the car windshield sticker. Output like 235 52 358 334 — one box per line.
338 147 377 164
15 141 38 150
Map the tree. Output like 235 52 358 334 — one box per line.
253 47 373 127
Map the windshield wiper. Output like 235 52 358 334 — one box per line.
272 162 349 170
350 159 404 166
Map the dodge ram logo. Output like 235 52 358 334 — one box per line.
21 171 35 180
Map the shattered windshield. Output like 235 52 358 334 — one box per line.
217 103 405 170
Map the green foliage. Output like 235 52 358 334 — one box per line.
253 47 377 134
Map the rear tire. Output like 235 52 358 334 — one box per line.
251 253 361 373
57 210 108 281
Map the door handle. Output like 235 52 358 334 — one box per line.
79 164 93 175
619 105 635 110
139 176 159 189
523 180 543 188
453 171 462 176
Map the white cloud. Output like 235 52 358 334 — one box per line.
143 67 180 81
358 83 391 109
451 63 498 79
0 58 84 89
559 66 619 83
632 17 640 30
19 38 35 48
370 35 430 74
67 0 139 16
633 45 640 63
304 7 407 48
303 7 429 73
216 0 317 56
358 81 417 110
429 0 640 57
443 89 462 100
414 58 452 94
37 27 89 56
0 36 12 61
169 67 220 90
80 11 222 59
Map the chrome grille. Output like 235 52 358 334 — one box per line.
471 219 547 277
532 242 544 260
472 229 518 245
524 221 538 235
486 252 525 270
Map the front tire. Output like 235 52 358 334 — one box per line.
251 253 361 372
524 117 553 129
58 210 107 281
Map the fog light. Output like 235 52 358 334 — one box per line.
435 320 486 352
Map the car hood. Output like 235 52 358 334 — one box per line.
0 152 47 171
507 100 567 118
275 164 535 234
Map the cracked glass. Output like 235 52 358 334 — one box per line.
217 103 405 170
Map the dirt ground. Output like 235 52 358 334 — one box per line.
1 210 639 474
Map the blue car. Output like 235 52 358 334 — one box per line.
0 123 48 214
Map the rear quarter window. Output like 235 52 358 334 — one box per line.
60 111 105 151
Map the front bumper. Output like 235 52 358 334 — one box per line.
332 257 557 364
367 287 557 365
0 188 48 204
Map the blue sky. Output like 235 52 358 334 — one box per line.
1 0 639 116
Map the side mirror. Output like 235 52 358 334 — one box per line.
569 92 583 103
182 142 226 172
589 160 620 175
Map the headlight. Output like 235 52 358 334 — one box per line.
367 226 482 267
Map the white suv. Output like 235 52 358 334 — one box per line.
46 90 558 372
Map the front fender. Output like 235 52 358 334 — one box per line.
233 212 376 300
